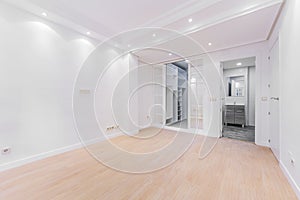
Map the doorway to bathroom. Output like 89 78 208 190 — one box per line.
221 57 256 142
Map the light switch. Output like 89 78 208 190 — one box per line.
79 89 91 95
261 97 268 101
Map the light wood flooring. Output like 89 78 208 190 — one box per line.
0 128 297 200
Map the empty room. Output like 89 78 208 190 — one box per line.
0 0 300 199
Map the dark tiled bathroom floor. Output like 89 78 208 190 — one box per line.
223 125 255 142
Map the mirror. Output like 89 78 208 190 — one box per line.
227 76 245 97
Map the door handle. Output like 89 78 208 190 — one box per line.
270 97 280 101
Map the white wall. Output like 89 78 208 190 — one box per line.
95 54 139 135
0 2 97 168
188 55 221 137
137 63 154 128
0 2 138 170
269 0 300 197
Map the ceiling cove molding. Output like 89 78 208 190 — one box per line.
2 0 105 42
142 0 283 33
3 0 283 49
142 0 222 27
266 0 286 40
128 0 283 53
133 39 267 66
181 0 283 37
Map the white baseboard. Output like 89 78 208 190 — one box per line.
255 141 270 147
0 142 82 172
280 161 300 199
0 131 129 172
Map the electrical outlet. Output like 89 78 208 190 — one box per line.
288 151 295 167
106 126 113 131
1 147 11 155
290 158 296 167
107 125 119 132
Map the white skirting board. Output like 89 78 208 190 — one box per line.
0 130 138 172
0 142 82 172
255 141 270 148
280 161 300 199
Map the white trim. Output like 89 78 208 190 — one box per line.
143 0 222 27
1 0 105 41
2 0 283 47
0 143 82 172
182 0 283 37
133 1 283 54
280 161 300 199
255 141 270 147
0 131 132 172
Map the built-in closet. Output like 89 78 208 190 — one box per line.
165 63 188 126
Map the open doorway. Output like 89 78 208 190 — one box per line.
165 61 188 129
221 57 256 142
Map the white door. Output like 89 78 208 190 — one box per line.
269 39 280 161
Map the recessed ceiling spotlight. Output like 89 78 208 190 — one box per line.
236 62 242 66
86 31 91 35
168 53 173 56
185 59 189 63
127 44 131 48
208 42 212 46
188 18 193 23
152 33 156 37
42 12 47 17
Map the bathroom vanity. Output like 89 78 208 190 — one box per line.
224 104 246 127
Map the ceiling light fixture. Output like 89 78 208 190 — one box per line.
86 31 91 35
168 53 173 56
127 44 131 48
208 42 212 46
236 62 242 66
42 12 47 17
188 18 193 23
152 33 156 37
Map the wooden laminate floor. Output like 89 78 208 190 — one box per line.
0 128 297 200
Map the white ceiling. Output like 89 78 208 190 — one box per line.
26 0 190 36
135 2 282 64
3 0 283 63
